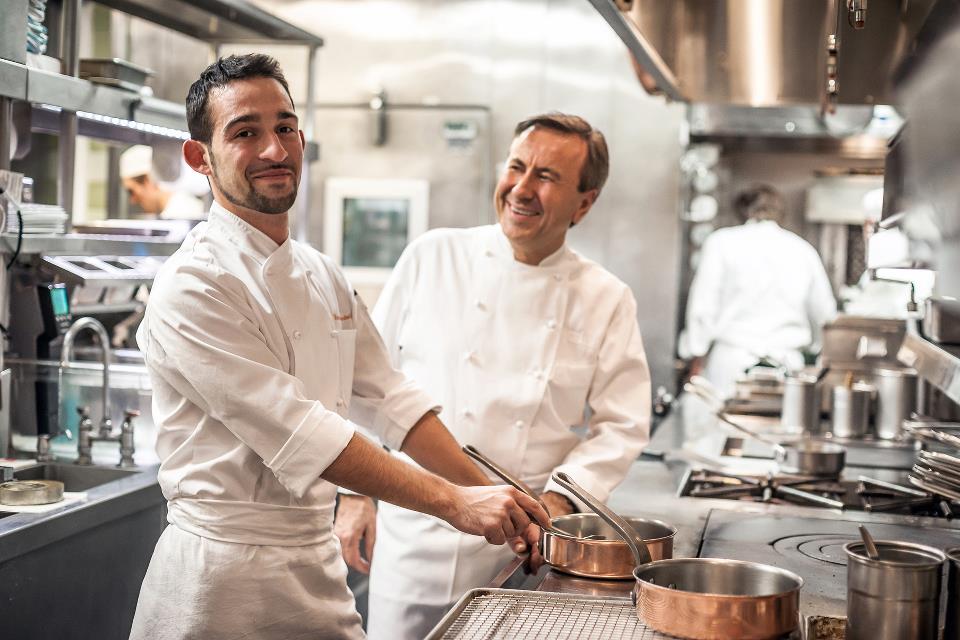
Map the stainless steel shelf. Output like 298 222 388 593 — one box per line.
92 0 324 46
0 58 27 100
1 233 182 257
29 68 187 131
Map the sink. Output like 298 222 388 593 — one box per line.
11 463 139 492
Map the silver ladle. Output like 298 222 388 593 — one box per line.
859 524 881 560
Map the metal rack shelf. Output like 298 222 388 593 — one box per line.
1 233 182 258
92 0 323 46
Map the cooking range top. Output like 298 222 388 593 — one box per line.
697 509 960 619
680 468 956 518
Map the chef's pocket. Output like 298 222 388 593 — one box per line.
334 329 357 412
548 362 594 424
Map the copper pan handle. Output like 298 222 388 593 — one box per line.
552 471 652 565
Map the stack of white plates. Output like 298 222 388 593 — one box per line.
5 203 68 234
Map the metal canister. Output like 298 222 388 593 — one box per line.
873 369 918 439
946 547 960 640
844 540 946 640
830 382 873 438
781 373 820 434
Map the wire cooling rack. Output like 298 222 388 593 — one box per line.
425 589 676 640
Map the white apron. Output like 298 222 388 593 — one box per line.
131 205 403 640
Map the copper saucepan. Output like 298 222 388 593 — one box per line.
685 380 846 477
553 471 804 640
463 445 675 578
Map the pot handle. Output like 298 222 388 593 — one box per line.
551 471 652 565
631 580 639 606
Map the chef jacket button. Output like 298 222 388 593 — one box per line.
532 369 544 380
463 350 475 362
485 249 494 257
514 420 524 429
292 330 302 340
330 330 339 338
546 319 557 330
461 409 473 418
336 398 344 407
475 299 485 310
553 274 562 281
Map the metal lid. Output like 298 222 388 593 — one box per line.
845 541 946 568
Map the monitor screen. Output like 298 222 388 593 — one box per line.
341 197 410 268
50 286 69 316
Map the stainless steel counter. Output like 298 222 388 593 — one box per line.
488 396 960 628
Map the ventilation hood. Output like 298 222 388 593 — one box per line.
589 0 940 109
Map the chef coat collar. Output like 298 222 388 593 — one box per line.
492 222 571 269
208 200 291 263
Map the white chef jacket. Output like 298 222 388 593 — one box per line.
160 189 206 220
358 224 651 638
129 202 437 640
680 220 836 396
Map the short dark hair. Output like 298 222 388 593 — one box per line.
734 184 785 223
513 113 609 192
186 54 293 143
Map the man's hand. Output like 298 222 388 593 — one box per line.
541 491 576 518
445 485 551 545
334 495 377 574
509 523 546 574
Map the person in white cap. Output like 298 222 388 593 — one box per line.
120 144 206 220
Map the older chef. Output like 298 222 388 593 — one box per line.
128 54 549 640
335 113 652 639
680 184 837 396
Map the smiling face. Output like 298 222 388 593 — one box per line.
494 126 598 265
187 76 304 216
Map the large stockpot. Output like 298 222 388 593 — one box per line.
844 540 946 640
781 373 820 433
543 514 675 579
873 369 918 439
553 471 803 640
943 547 960 640
462 445 671 576
830 382 873 438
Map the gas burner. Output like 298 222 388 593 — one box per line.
773 534 858 566
682 469 957 518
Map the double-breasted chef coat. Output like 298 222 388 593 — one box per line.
130 202 437 640
351 225 652 640
680 220 837 397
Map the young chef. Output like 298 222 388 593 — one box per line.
128 54 550 640
335 113 652 639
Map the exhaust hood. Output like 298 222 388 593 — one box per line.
589 0 939 109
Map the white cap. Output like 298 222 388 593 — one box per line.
119 145 153 179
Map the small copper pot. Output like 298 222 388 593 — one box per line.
542 514 676 579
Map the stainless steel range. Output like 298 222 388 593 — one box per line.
680 468 957 518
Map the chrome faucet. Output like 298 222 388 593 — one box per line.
75 405 138 468
60 317 112 436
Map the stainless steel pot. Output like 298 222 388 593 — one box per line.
830 382 873 438
781 373 820 433
873 369 917 439
553 471 803 640
844 540 946 640
686 380 846 477
944 547 960 640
